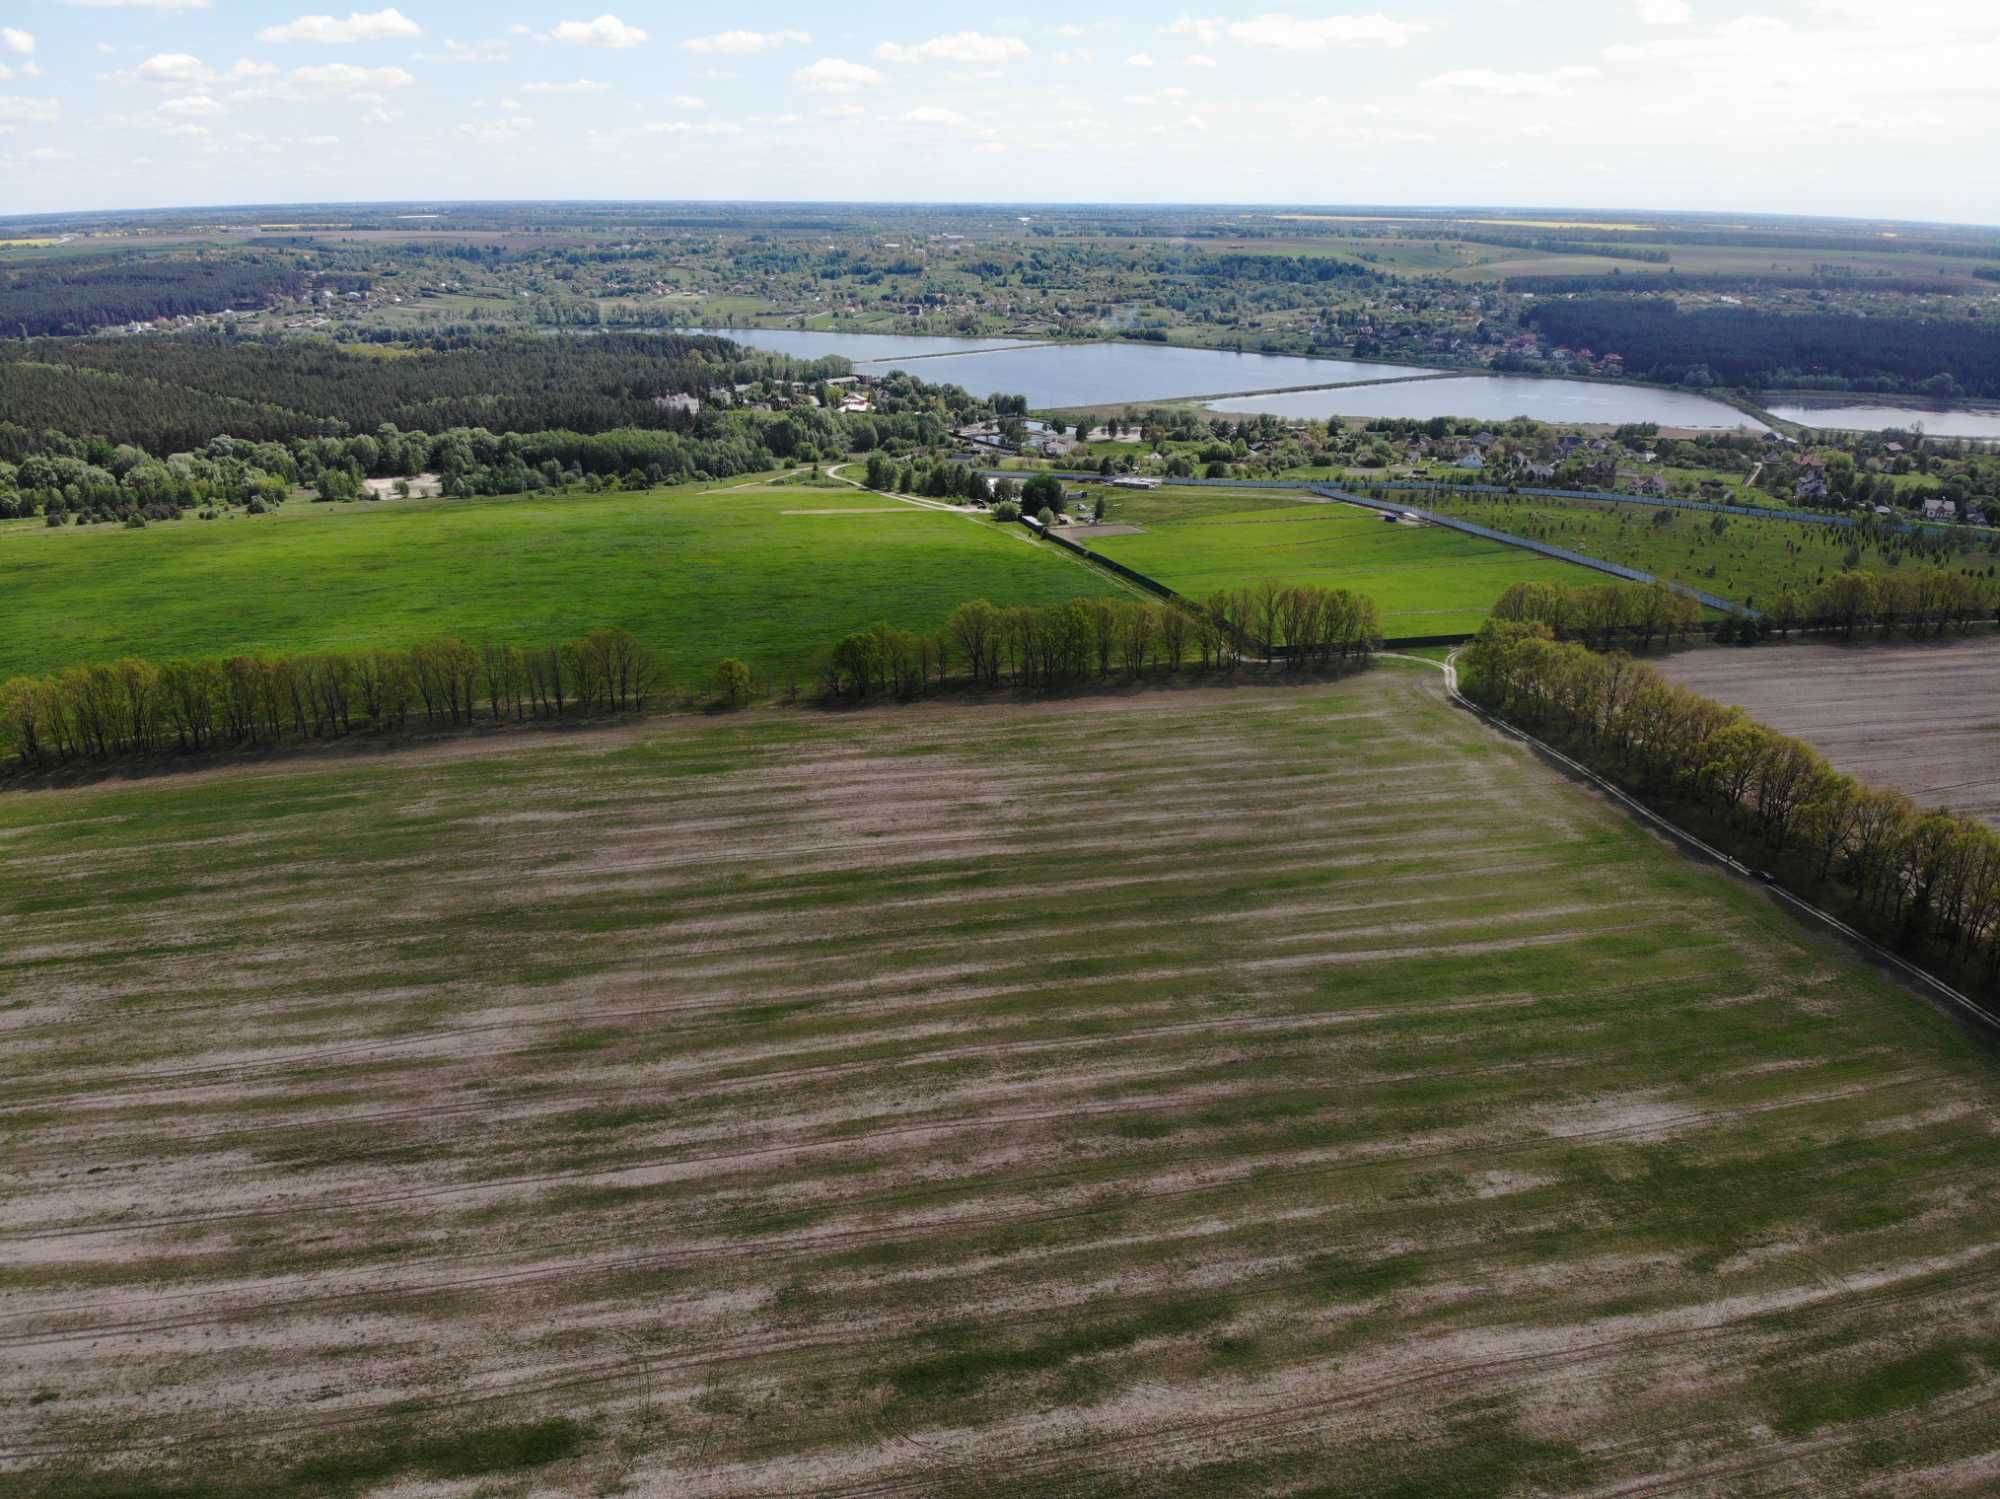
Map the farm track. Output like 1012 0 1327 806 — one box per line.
3 669 1998 1497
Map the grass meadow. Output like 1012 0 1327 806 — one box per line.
1416 491 2000 611
4 668 1998 1497
0 478 1119 689
1081 494 1605 634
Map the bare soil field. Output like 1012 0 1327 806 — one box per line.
1658 636 2000 827
3 667 1999 1498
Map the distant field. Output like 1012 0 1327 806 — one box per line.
1658 636 2000 827
1450 242 2000 285
6 670 1998 1497
1417 491 2000 611
1083 496 1606 634
0 480 1118 686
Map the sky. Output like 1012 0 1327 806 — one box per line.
0 1 1995 222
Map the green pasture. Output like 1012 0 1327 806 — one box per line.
0 479 1118 686
1417 492 2000 610
1084 498 1608 633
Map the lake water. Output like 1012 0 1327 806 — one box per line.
692 328 1039 362
699 327 1439 406
697 327 1763 429
1209 376 1765 431
1765 403 2000 441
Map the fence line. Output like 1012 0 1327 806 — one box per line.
978 469 1976 541
1310 486 1755 616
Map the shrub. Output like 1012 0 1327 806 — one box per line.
715 657 753 708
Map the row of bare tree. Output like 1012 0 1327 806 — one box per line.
825 585 1381 701
0 629 663 767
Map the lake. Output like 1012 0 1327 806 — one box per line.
1765 403 2000 441
699 328 1440 406
692 328 1040 362
1209 375 1764 430
697 327 1763 429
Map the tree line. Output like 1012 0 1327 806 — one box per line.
1461 621 2000 996
825 584 1381 700
0 253 310 339
1760 567 1998 641
1490 580 1707 651
1522 299 2000 399
0 333 1002 455
1492 570 1997 650
0 630 664 770
0 367 1004 526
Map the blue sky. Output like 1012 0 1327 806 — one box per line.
0 1 1995 220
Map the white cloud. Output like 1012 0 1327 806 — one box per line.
230 59 414 113
459 115 533 146
158 92 224 117
671 93 703 108
820 101 864 119
549 15 647 48
644 118 741 134
974 140 1007 153
421 39 512 63
522 77 609 93
1226 14 1429 49
792 56 883 93
0 95 58 123
901 105 966 126
1052 48 1094 65
257 8 422 44
875 32 1029 66
682 29 809 55
291 61 414 88
1168 18 1222 43
299 133 341 144
137 52 213 84
24 145 68 160
1633 0 1692 22
1127 52 1155 67
2 27 33 56
1423 66 1599 97
1184 52 1217 67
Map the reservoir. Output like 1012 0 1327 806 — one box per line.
695 328 1040 361
1209 376 1763 430
1765 403 2000 441
700 327 1764 429
700 327 1440 405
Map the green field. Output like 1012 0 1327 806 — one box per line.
1082 496 1608 634
0 479 1119 687
1417 491 2000 610
6 670 1999 1497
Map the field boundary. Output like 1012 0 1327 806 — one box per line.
1397 650 1998 1034
989 470 1991 544
1310 486 1753 615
